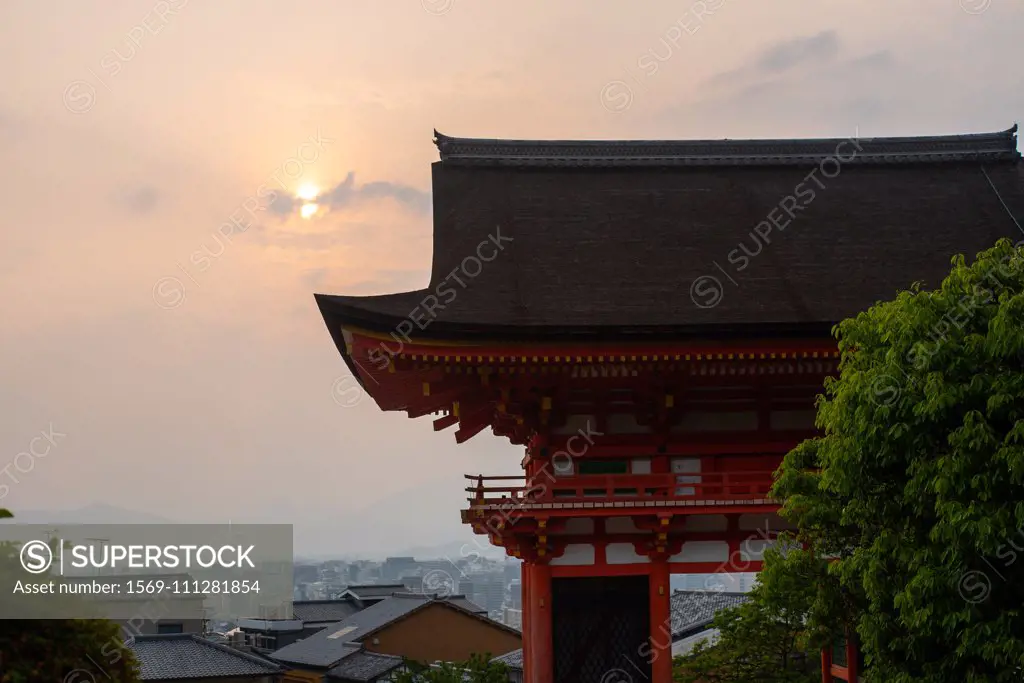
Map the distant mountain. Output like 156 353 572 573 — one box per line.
0 503 177 526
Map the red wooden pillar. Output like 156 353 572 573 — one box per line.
522 564 532 683
649 559 673 683
527 562 553 683
820 644 832 682
845 632 858 682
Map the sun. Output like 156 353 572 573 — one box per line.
296 184 319 201
300 203 319 219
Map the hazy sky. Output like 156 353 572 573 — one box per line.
1 1 1022 556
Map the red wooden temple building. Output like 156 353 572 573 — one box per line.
317 126 1023 683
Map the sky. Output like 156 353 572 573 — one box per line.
1 0 1022 557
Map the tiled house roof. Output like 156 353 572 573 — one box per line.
491 648 524 670
128 634 284 680
325 651 405 681
293 598 364 623
670 590 750 638
342 584 409 600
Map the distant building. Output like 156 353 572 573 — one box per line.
466 572 506 616
502 559 521 585
682 574 708 591
506 580 522 610
399 575 423 593
381 557 417 581
502 607 522 631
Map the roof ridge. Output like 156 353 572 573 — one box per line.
433 125 1020 167
189 634 286 669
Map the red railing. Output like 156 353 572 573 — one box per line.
464 470 776 506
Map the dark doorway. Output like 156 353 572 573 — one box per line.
552 575 651 683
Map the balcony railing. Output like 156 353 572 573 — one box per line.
464 470 776 507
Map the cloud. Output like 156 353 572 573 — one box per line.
268 193 297 217
320 172 431 215
118 186 160 213
710 30 841 87
757 30 840 74
653 44 898 137
268 172 432 220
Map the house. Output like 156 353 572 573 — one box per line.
128 633 284 682
269 593 521 679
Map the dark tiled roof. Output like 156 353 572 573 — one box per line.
326 651 404 681
434 126 1020 167
492 648 523 671
318 127 1024 338
128 634 284 680
270 593 517 668
293 598 363 623
448 595 487 614
670 590 750 638
343 584 409 600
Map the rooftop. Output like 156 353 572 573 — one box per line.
669 590 750 638
434 125 1020 167
325 650 405 682
342 583 410 600
128 634 284 680
318 125 1024 346
293 598 364 624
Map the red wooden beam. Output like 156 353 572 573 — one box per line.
432 414 459 431
347 333 839 360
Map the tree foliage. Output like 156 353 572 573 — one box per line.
774 239 1024 682
672 546 823 683
391 653 510 682
0 508 140 683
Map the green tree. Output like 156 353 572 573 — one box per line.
0 508 140 683
672 546 822 683
774 239 1024 682
392 653 509 682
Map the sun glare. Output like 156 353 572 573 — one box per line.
296 184 319 201
300 203 319 219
